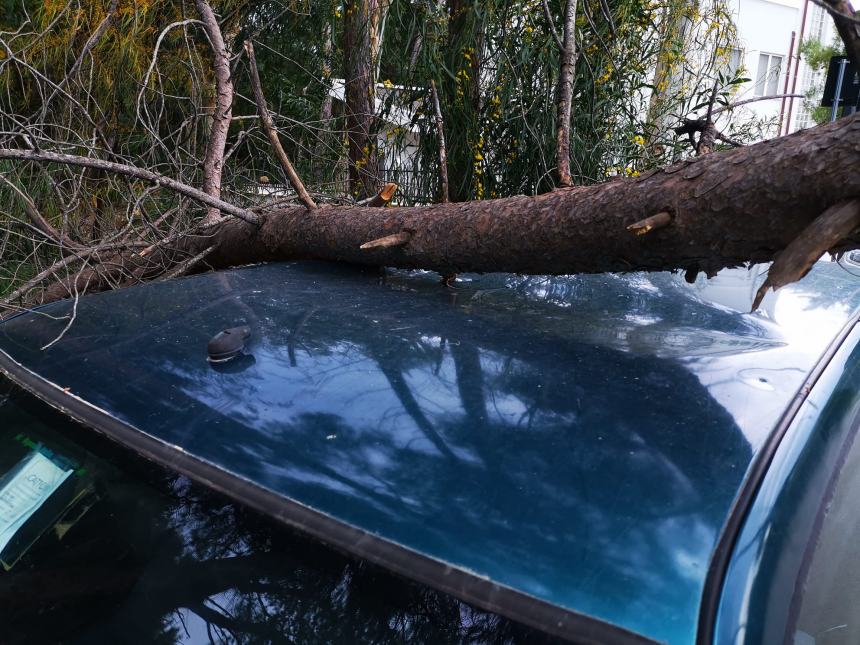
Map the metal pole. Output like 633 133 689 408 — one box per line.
779 31 796 133
831 58 848 122
785 0 810 134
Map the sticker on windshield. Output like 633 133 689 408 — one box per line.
0 451 73 555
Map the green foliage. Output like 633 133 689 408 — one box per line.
374 0 752 201
799 36 845 126
0 0 764 299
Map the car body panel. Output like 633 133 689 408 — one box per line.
2 261 860 644
712 324 860 645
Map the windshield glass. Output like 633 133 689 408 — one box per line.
0 386 548 645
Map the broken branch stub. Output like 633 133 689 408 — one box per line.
358 182 398 207
359 231 412 250
752 199 860 311
627 211 672 236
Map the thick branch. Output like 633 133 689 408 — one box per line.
0 149 259 224
243 40 316 211
196 0 235 224
358 182 398 207
820 0 860 70
8 115 860 308
189 114 860 280
627 211 672 236
360 231 411 249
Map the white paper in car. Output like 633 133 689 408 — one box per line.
0 452 72 554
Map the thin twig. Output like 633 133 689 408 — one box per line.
40 272 86 350
244 39 316 210
159 243 220 281
0 148 260 224
541 0 565 51
711 93 806 116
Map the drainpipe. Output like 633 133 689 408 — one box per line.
779 31 796 133
785 0 810 134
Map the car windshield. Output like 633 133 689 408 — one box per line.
0 387 549 645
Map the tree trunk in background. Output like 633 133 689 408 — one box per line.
555 0 578 187
645 1 693 144
444 0 483 202
343 0 381 199
196 0 235 224
822 0 860 70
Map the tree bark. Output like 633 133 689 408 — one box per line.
444 0 483 202
555 0 578 187
196 0 235 224
187 113 860 279
430 80 450 203
343 0 381 199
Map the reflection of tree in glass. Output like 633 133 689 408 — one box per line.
0 398 546 644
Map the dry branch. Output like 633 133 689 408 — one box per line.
196 0 236 224
627 211 672 236
358 182 398 207
64 0 119 83
159 244 221 281
0 174 81 248
243 40 316 211
711 93 805 116
0 149 259 224
1 241 146 307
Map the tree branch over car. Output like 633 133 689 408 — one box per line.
0 0 857 317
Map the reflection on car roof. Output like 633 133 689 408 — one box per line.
2 261 860 644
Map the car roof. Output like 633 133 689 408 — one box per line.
2 261 860 644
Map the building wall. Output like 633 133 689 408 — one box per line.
723 0 835 137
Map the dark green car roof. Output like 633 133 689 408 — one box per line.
2 261 860 644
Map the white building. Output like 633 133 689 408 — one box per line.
726 0 836 134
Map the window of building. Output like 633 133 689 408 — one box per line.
755 53 783 96
809 4 826 41
728 48 743 78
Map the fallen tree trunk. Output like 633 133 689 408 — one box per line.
193 113 860 277
8 112 860 308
